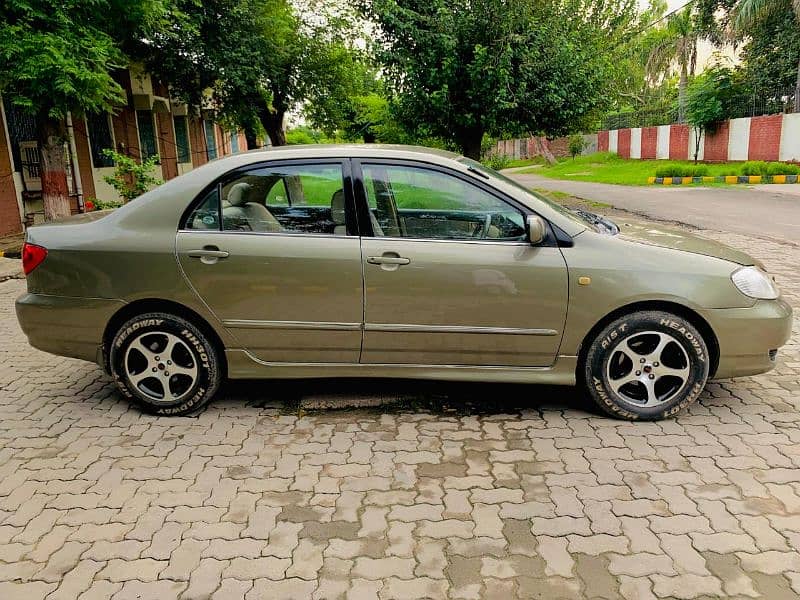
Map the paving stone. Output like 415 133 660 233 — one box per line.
1 230 799 600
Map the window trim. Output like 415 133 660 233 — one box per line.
178 158 359 237
351 158 556 246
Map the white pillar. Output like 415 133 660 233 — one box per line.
728 117 751 161
608 129 618 154
630 128 642 159
779 113 800 162
656 125 670 160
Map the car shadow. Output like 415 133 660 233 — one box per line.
210 378 598 418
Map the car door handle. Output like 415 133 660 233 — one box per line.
367 256 410 266
187 247 229 264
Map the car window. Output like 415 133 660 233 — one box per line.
361 164 526 241
200 163 350 235
184 186 221 230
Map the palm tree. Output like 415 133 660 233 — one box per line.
646 8 700 123
733 0 800 111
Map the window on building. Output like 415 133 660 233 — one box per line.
230 131 239 153
86 113 115 167
136 110 158 160
204 121 217 160
173 116 191 163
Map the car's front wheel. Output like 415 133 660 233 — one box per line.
584 310 710 420
109 312 222 415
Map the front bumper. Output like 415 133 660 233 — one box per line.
15 293 125 364
701 298 793 379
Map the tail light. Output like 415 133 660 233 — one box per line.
22 242 48 275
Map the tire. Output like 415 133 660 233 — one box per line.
109 312 222 416
583 310 709 420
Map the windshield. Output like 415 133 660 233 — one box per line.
457 157 616 234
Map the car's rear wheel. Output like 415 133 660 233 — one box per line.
109 312 221 415
583 310 709 420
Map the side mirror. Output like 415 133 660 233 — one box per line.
527 215 547 245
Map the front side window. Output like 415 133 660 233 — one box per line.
184 163 349 235
361 164 525 240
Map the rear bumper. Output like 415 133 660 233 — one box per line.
701 298 793 379
15 292 125 364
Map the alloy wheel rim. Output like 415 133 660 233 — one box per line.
605 330 691 407
123 331 198 404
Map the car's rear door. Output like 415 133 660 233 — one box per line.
176 159 364 363
354 159 568 367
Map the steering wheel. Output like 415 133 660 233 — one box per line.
472 214 493 239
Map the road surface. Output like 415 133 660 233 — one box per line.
507 170 800 244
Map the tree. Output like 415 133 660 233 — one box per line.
645 8 703 122
0 0 165 220
685 66 736 162
733 0 800 111
142 0 368 148
362 0 636 159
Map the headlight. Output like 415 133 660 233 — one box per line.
731 266 779 300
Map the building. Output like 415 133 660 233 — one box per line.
0 65 250 238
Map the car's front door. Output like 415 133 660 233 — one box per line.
355 160 568 367
176 160 364 363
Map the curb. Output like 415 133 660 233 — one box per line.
648 175 800 185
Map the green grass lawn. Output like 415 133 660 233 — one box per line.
517 152 746 186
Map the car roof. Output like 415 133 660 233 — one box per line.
234 143 462 162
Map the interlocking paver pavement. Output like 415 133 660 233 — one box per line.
0 225 799 599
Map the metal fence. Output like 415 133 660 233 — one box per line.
602 86 797 130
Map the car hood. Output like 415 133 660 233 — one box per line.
613 218 756 266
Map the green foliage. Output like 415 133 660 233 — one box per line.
101 150 163 202
85 197 123 211
285 126 336 145
685 65 740 161
482 154 512 171
362 0 637 158
654 164 709 177
741 161 800 176
0 0 166 119
568 135 587 159
141 0 369 146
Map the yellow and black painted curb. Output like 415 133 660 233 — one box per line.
648 175 800 185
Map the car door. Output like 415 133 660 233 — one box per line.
355 160 568 367
176 159 364 363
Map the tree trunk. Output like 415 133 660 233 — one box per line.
37 114 72 222
795 55 800 113
244 124 259 150
678 64 688 123
258 105 287 147
693 128 701 164
532 137 557 165
458 128 484 161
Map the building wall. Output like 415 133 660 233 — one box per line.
748 114 782 162
156 112 179 181
641 127 658 160
0 102 22 237
595 113 798 163
669 124 690 160
71 117 97 201
779 113 800 162
703 121 729 163
617 128 631 159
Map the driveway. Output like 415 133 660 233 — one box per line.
1 224 799 598
507 171 800 244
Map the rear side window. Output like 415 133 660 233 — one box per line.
182 163 352 236
184 186 220 230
